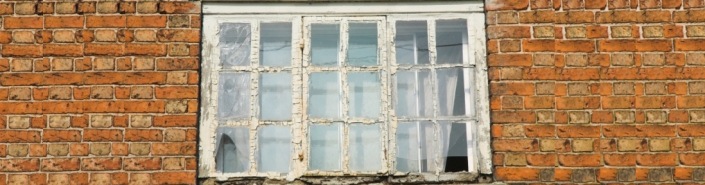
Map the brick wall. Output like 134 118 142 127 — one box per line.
488 0 705 183
0 1 200 185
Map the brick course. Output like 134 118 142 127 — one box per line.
0 1 199 184
489 0 705 183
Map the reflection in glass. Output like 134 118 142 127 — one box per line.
260 72 292 120
309 123 342 170
349 124 381 171
395 21 429 65
218 73 250 120
219 23 251 67
395 70 433 117
311 24 340 66
257 125 291 173
395 122 438 172
309 72 341 119
347 23 378 66
215 127 249 173
260 22 292 67
348 72 381 118
436 19 467 64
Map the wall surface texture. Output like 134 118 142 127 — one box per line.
0 1 201 184
488 0 705 183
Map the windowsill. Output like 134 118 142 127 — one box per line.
199 172 494 184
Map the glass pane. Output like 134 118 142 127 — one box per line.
349 123 381 171
215 127 249 173
309 123 342 171
395 70 433 117
437 68 470 116
260 22 292 67
218 73 250 120
311 24 340 66
395 122 438 172
257 125 291 173
219 23 251 67
347 23 378 66
395 21 429 65
439 121 468 172
348 72 381 118
260 72 292 120
436 19 467 64
309 72 341 119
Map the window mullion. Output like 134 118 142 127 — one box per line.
426 19 441 174
339 19 351 173
292 16 306 177
248 20 260 175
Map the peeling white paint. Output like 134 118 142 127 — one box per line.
200 1 490 181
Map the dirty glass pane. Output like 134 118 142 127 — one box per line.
260 22 292 67
309 123 342 171
349 123 381 171
395 70 433 117
347 23 378 66
215 127 249 173
219 23 251 67
348 72 381 118
439 121 468 172
437 67 469 116
436 19 466 64
259 72 292 120
395 21 429 65
311 24 340 66
309 72 341 119
395 122 438 172
218 73 250 120
257 125 291 173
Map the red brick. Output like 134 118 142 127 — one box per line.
152 142 196 156
154 115 197 127
0 130 41 143
86 16 126 28
604 153 637 166
45 16 84 28
157 30 200 43
1 45 42 58
81 158 122 171
85 44 125 56
557 126 602 138
495 167 539 181
43 44 83 57
156 58 199 70
43 130 81 142
636 153 677 166
558 154 602 167
0 159 39 172
125 44 167 56
83 129 123 142
41 158 80 171
151 172 196 185
4 17 43 29
124 157 162 171
155 86 198 99
127 16 167 28
124 129 163 142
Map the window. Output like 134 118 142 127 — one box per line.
199 1 489 181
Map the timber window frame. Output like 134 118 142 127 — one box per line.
199 1 489 181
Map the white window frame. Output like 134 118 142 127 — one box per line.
199 1 489 181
